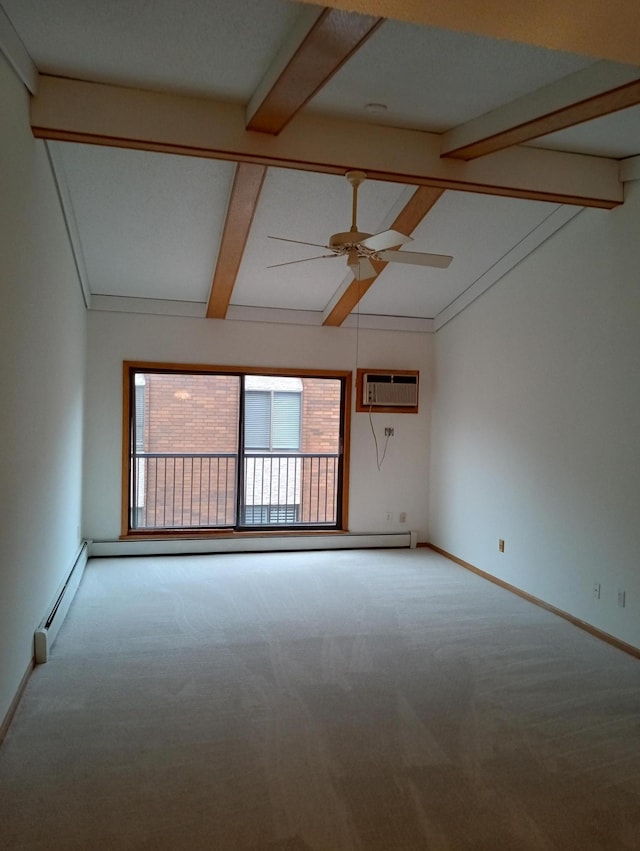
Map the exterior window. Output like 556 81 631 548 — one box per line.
123 365 349 535
242 504 299 524
245 390 301 451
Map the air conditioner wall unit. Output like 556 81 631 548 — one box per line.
363 372 419 408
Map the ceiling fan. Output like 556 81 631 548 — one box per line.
267 170 453 281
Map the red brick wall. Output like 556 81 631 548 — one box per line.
300 378 340 453
143 373 239 453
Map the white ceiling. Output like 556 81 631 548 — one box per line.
2 0 638 330
1 0 302 99
529 106 640 159
309 21 595 132
56 143 236 301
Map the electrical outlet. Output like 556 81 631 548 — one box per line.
498 539 505 553
384 427 394 437
385 511 393 522
399 512 407 523
593 582 601 599
617 590 626 608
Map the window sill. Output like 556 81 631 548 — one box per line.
120 528 348 541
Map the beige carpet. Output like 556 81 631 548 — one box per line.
1 548 639 850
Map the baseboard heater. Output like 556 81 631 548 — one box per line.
34 541 89 664
90 532 414 558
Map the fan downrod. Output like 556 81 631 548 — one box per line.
329 170 371 250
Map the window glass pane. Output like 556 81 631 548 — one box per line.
130 371 239 530
245 390 270 449
272 391 301 449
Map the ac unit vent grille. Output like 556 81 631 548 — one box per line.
363 374 418 407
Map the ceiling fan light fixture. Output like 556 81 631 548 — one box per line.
356 257 377 281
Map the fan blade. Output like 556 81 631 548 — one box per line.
359 229 412 251
355 257 377 281
268 235 331 250
377 249 453 268
267 254 337 269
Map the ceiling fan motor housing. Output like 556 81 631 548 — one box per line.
328 230 372 251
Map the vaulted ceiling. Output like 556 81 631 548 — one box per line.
2 0 639 331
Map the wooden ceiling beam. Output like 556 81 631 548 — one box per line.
206 163 267 319
619 155 640 183
323 186 445 326
442 62 640 161
246 7 383 135
31 76 623 208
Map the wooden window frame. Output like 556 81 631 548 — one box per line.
121 361 351 539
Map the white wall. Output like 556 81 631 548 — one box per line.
0 55 87 723
83 312 432 542
430 184 640 649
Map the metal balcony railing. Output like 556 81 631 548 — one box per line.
131 452 339 530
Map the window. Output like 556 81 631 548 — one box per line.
123 364 350 535
245 389 301 451
241 504 299 524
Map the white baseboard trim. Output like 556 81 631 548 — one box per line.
0 658 34 745
34 541 89 664
89 532 411 558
